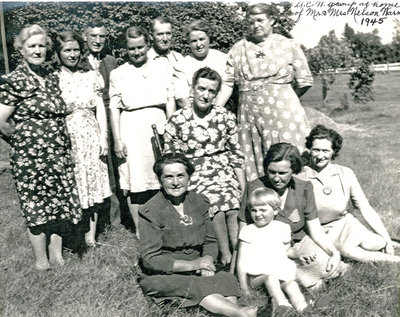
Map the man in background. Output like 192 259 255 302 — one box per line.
148 16 190 108
83 18 124 229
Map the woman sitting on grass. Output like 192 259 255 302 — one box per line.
239 142 343 292
237 187 308 317
138 153 261 317
298 125 400 263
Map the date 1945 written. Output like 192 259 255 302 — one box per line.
361 17 387 26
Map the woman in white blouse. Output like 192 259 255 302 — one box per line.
109 26 175 239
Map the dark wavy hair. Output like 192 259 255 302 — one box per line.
305 125 343 160
53 30 90 71
263 142 303 174
192 67 221 92
153 152 195 181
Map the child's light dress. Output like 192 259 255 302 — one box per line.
239 220 296 281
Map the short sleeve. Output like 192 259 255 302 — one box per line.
108 69 122 110
303 181 318 221
221 46 236 88
0 77 20 107
238 225 252 243
291 40 313 88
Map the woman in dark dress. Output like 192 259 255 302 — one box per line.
138 153 258 317
0 25 81 270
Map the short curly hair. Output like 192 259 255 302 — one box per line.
263 142 303 174
305 125 343 160
153 152 195 181
14 24 52 51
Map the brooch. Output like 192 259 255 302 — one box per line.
255 50 265 59
179 215 193 226
323 186 332 195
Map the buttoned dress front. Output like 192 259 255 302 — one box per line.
223 34 313 181
164 105 245 217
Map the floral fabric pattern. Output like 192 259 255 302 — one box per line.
164 105 244 217
0 63 82 226
223 34 313 181
57 68 111 209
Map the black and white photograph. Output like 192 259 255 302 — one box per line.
0 1 399 316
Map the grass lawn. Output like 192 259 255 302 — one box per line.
0 72 399 316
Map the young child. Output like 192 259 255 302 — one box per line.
237 187 308 316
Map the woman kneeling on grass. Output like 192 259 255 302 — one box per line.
237 187 308 317
138 153 262 317
297 124 400 263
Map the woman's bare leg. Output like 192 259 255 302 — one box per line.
199 294 257 317
127 196 140 240
49 233 64 266
27 229 49 270
84 209 98 246
212 212 232 265
339 244 400 262
226 209 239 254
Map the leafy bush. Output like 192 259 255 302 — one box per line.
348 62 375 104
3 2 295 71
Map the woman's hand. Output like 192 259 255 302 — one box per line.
192 255 216 272
0 121 14 139
114 139 127 159
200 269 215 277
99 135 108 156
298 254 317 265
324 251 341 279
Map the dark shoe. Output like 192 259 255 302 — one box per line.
273 305 295 317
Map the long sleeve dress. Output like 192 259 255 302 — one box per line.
223 34 313 181
57 67 111 209
163 105 245 216
109 60 173 193
138 190 240 307
0 63 82 227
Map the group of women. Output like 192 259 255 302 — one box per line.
0 3 399 317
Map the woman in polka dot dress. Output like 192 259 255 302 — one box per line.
54 30 111 247
216 3 313 181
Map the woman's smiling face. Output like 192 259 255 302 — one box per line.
310 138 335 172
160 163 189 198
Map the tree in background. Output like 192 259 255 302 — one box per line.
2 2 295 72
305 30 355 106
342 23 377 103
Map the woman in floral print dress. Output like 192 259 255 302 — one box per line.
54 30 111 247
164 67 245 266
215 3 313 182
0 25 81 270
